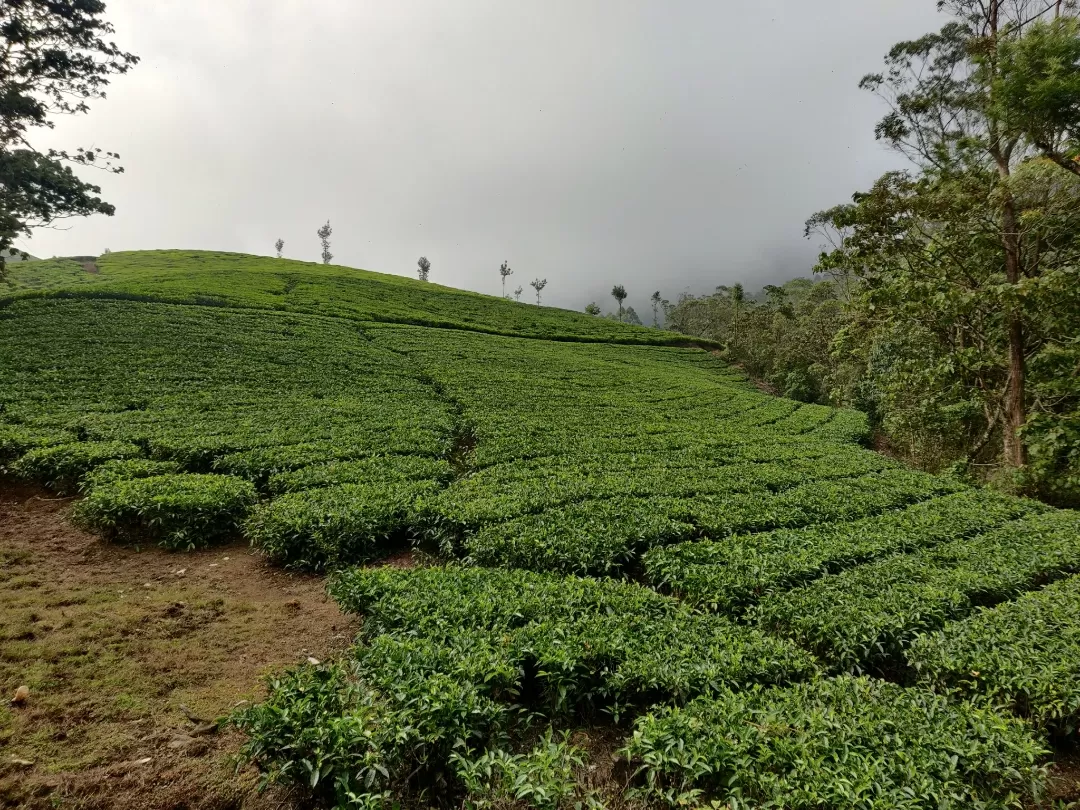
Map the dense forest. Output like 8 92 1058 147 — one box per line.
663 2 1080 508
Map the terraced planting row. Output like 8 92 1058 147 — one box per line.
5 260 1080 808
234 565 1052 809
1 299 871 571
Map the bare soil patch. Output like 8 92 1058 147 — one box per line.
0 482 358 810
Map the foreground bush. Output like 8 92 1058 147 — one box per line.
78 458 184 493
245 479 442 570
12 440 143 494
623 676 1047 809
236 567 815 808
329 566 816 712
73 472 256 549
909 574 1080 735
0 424 72 464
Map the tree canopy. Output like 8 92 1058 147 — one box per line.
0 0 138 276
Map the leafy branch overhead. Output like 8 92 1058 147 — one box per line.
801 0 1080 499
0 0 139 276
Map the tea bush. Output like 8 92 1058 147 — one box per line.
79 458 184 492
12 440 143 494
756 510 1080 674
909 574 1080 735
267 454 453 494
245 479 443 570
623 676 1047 809
645 489 1044 613
72 472 257 549
329 566 817 712
237 566 815 808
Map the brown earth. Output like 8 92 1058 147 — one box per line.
0 482 360 810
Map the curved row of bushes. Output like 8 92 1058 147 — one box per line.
4 439 449 562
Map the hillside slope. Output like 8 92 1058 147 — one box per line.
1 250 695 344
1 251 1078 808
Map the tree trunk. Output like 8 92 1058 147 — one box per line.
1000 195 1028 469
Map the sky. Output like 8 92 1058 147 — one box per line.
26 0 946 315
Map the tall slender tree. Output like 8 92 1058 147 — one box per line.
499 260 513 297
0 0 139 278
730 283 746 351
530 278 548 305
317 220 332 265
650 291 663 327
417 256 431 281
611 285 627 321
275 238 284 258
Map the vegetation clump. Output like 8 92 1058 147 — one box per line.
909 573 1080 735
12 440 143 494
624 676 1047 809
73 473 256 550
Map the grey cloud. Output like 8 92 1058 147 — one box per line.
29 0 943 316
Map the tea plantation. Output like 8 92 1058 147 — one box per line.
2 251 1078 808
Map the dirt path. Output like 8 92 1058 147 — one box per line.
0 482 358 810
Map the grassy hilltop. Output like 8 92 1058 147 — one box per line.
2 250 692 344
2 251 1079 808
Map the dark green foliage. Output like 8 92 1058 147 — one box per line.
909 574 1080 735
453 729 591 810
78 457 183 493
0 299 456 484
666 278 854 408
12 440 142 493
623 676 1047 809
245 479 442 571
460 468 955 577
237 566 814 808
72 473 257 550
329 567 816 713
756 510 1080 674
267 454 453 494
231 663 400 808
645 489 1044 613
0 0 138 277
0 423 72 462
465 496 698 576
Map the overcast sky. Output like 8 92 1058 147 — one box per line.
27 1 945 314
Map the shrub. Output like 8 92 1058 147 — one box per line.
0 424 72 464
231 663 400 808
73 472 256 549
908 574 1080 735
755 510 1080 675
644 489 1043 613
12 440 143 493
623 676 1047 809
329 566 816 714
267 454 453 495
239 567 816 808
78 458 183 493
453 729 594 810
245 479 442 570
